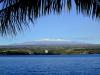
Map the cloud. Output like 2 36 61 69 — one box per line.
34 38 70 41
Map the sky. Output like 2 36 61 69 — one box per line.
0 2 100 45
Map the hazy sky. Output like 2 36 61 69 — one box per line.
0 2 100 45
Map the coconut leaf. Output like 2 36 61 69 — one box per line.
0 0 100 36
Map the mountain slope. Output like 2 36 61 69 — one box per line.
0 40 100 49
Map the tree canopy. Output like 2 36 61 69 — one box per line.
0 0 100 36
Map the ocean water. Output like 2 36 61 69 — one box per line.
0 54 100 75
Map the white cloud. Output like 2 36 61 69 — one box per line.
34 38 70 41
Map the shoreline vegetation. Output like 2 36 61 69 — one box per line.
0 46 100 55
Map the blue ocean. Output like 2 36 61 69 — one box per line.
0 54 100 75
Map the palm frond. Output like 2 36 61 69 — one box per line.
75 0 100 18
0 0 68 36
0 0 100 36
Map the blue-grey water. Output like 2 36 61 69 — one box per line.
0 54 100 75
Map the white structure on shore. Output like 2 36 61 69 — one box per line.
45 49 48 54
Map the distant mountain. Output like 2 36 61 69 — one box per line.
0 40 100 48
16 41 86 46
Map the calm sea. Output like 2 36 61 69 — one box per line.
0 54 100 75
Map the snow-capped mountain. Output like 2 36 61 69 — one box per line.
14 39 86 46
0 39 100 48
